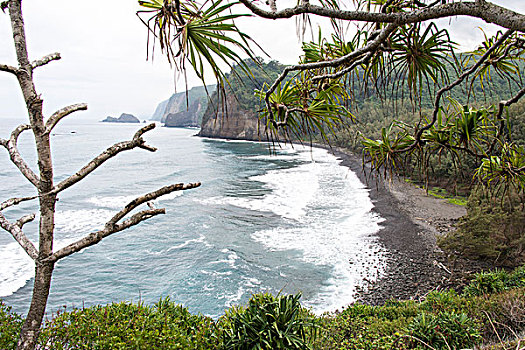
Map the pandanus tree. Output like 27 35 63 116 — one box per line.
0 1 200 349
139 0 525 194
2 0 525 348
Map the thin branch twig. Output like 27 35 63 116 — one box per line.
31 52 61 69
0 196 38 211
0 212 39 260
0 124 40 187
45 103 88 134
0 63 19 75
41 182 201 263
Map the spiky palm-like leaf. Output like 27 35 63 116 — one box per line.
389 22 455 96
138 0 261 84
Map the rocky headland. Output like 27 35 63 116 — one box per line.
197 90 269 141
102 113 139 123
151 85 215 127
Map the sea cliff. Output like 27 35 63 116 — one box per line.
197 89 268 141
198 60 286 140
151 85 215 126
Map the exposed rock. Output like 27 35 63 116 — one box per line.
197 89 269 141
151 99 169 121
151 85 215 123
197 60 286 141
164 99 203 127
102 113 140 123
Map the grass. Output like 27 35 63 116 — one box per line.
403 178 468 206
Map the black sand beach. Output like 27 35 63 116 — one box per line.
326 146 486 305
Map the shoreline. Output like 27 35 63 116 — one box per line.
323 145 479 305
199 135 483 304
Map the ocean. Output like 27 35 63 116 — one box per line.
0 118 385 317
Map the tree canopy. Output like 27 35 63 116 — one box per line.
139 0 525 193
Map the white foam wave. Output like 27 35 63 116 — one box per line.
250 147 386 313
0 208 114 297
208 249 239 269
199 162 320 220
166 234 206 252
87 192 183 210
0 243 33 297
242 154 297 161
87 195 137 209
219 276 263 308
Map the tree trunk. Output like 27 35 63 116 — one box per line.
8 1 58 349
16 263 54 350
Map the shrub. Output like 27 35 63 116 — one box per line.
463 266 525 296
0 300 23 350
219 293 318 350
407 311 482 350
438 186 525 267
463 270 509 296
39 298 219 349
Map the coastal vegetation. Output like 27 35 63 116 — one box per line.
2 0 525 348
1 266 524 349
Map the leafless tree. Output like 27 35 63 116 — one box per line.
0 1 200 349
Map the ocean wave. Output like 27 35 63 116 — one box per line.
250 147 386 313
87 192 183 210
166 234 207 252
0 243 33 297
0 208 115 297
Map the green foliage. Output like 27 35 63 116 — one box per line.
2 281 525 350
407 311 482 349
0 300 23 350
317 301 419 350
39 298 219 349
389 22 455 96
426 187 467 206
257 75 354 142
361 121 414 177
468 30 524 91
463 267 525 296
137 0 260 85
219 293 318 350
438 186 525 266
476 143 525 192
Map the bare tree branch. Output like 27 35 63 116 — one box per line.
0 124 40 187
489 85 525 153
497 86 525 119
42 182 201 263
311 51 375 82
107 182 201 225
0 212 39 260
31 52 61 69
237 1 525 32
0 196 38 211
45 103 88 134
50 123 158 195
0 63 19 75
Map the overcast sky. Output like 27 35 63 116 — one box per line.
1 0 524 121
